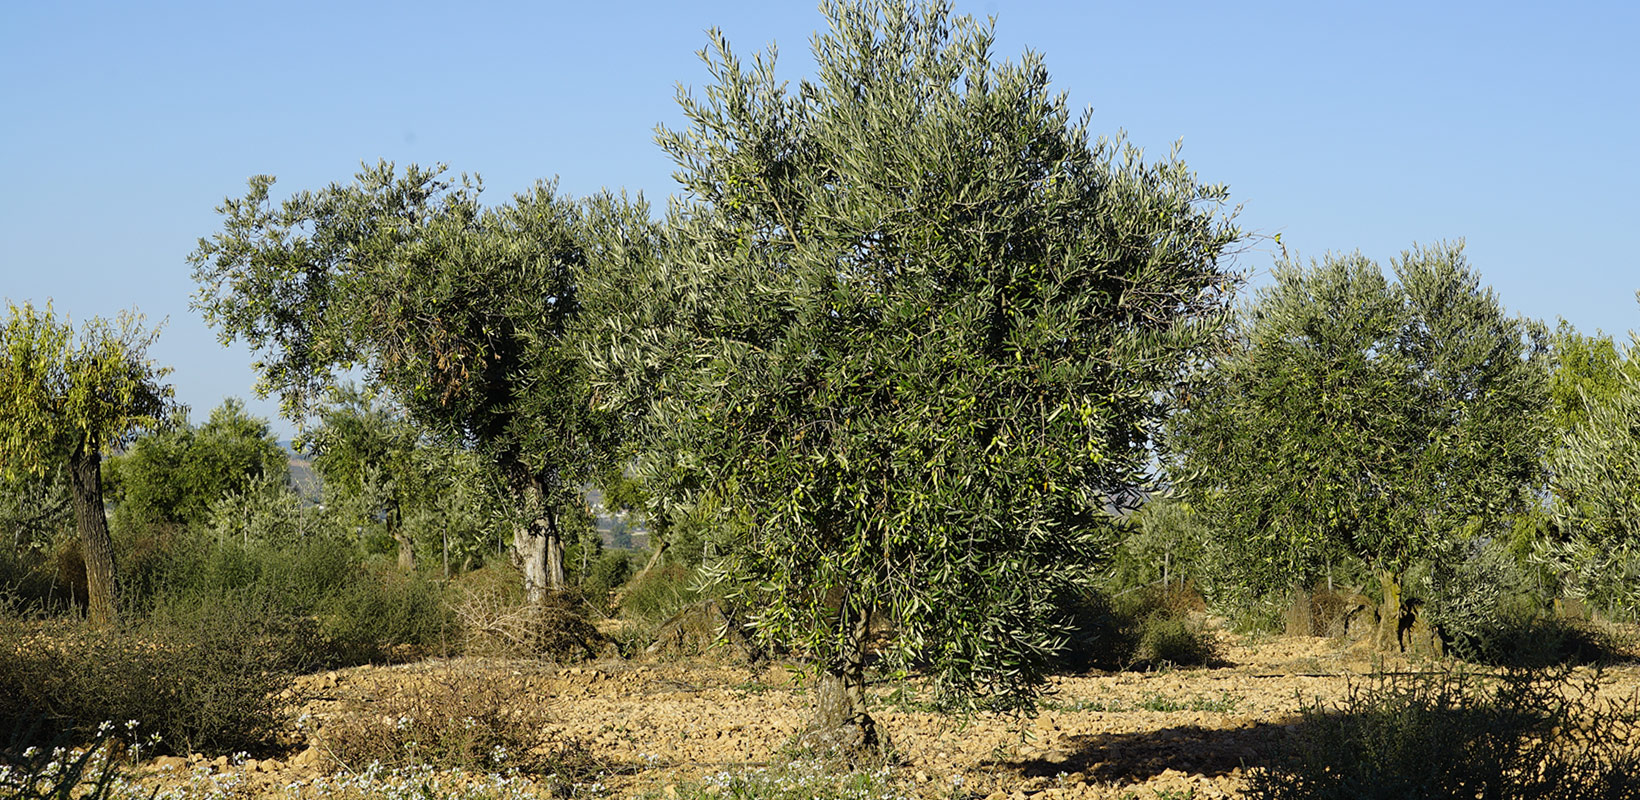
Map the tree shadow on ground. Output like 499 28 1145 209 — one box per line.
1004 694 1640 798
1004 718 1300 782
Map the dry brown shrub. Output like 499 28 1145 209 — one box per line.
451 566 608 661
318 666 596 776
643 599 759 662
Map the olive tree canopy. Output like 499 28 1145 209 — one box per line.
1167 245 1549 650
190 167 623 601
1545 315 1640 614
583 0 1241 741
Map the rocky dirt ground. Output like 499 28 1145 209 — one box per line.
131 630 1640 800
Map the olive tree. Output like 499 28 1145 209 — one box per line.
1168 245 1549 650
1546 322 1623 440
190 169 621 602
583 0 1240 743
301 385 505 574
1545 316 1640 614
300 386 428 570
0 301 173 626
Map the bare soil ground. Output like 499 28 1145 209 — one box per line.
132 630 1640 799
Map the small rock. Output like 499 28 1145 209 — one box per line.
291 747 324 769
152 755 188 772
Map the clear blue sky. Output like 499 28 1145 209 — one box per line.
4 1 1637 439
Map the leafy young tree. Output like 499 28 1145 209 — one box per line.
190 167 622 602
1168 245 1548 650
0 301 173 626
104 398 289 531
300 386 428 570
583 0 1241 741
1109 494 1210 596
299 385 506 575
1545 317 1640 614
1545 322 1623 444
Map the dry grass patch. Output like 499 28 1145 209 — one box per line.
316 664 598 779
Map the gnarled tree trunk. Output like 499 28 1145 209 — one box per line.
545 503 566 591
805 603 881 756
395 533 416 571
68 445 117 628
514 519 550 606
513 475 566 605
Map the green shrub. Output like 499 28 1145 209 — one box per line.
1448 609 1632 668
1246 666 1640 800
1424 536 1635 667
578 550 633 613
109 518 186 616
1133 611 1217 668
0 545 73 618
151 532 358 613
140 532 453 667
314 560 455 664
1054 585 1217 672
619 562 700 626
0 610 293 756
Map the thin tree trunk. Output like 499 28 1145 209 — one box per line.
611 539 669 608
389 501 414 571
68 445 117 628
581 526 591 579
632 538 669 582
842 607 872 736
1375 570 1404 652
